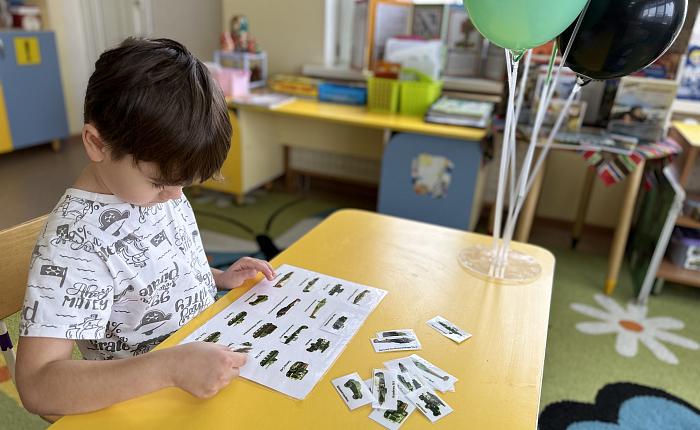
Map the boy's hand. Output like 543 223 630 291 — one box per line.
168 342 247 399
214 257 275 290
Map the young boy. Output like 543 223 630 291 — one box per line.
15 38 275 416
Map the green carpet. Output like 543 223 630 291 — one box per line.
2 189 698 429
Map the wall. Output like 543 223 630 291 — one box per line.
151 0 221 62
221 0 325 74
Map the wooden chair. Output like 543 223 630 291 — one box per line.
0 215 48 384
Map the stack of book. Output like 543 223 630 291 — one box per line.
424 96 494 128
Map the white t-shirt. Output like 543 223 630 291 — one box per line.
19 188 216 360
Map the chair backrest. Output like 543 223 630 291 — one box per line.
377 133 483 230
0 215 47 320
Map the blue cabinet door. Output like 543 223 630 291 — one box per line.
0 31 69 149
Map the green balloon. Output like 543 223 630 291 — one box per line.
463 0 588 51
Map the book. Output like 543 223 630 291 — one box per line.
231 93 296 109
424 96 494 128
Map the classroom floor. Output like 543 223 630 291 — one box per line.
1 140 698 429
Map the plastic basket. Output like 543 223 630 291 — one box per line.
367 77 400 113
209 66 250 98
399 69 442 116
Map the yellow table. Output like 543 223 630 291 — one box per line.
51 210 554 429
205 99 488 213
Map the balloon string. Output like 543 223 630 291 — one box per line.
490 49 519 278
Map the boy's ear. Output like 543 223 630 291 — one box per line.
82 124 108 162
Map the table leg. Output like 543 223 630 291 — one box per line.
571 167 596 249
515 149 546 243
604 159 646 295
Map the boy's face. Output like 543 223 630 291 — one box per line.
98 155 185 206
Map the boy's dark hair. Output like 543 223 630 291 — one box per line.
84 37 231 185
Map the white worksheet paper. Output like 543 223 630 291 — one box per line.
179 264 387 399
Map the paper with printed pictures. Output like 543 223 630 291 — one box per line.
426 315 472 343
368 389 416 430
372 369 399 410
371 335 421 352
332 372 375 410
383 358 431 395
180 265 387 399
407 386 453 422
384 354 456 393
376 328 416 339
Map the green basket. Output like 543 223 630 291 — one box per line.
367 76 400 113
399 69 443 116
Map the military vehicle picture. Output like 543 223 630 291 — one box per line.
283 325 308 344
231 342 253 353
375 372 387 405
260 350 279 368
332 315 348 330
273 272 293 288
286 361 309 380
227 311 247 326
253 323 277 338
328 283 344 296
302 277 319 292
438 320 463 336
203 331 221 343
383 400 410 423
418 392 445 416
249 294 268 306
413 360 450 381
276 298 300 318
372 337 414 344
306 338 330 353
309 298 326 319
352 289 369 304
344 379 363 399
382 330 410 338
397 374 413 392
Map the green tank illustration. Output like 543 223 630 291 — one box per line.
418 392 445 416
309 298 326 319
353 289 369 304
302 277 319 292
375 372 387 404
332 315 347 330
253 323 277 338
328 283 344 296
372 337 414 344
276 298 300 318
398 363 409 373
227 311 247 326
203 331 221 343
232 341 252 353
412 378 422 389
274 272 293 288
306 338 330 353
413 360 449 381
344 379 363 400
260 350 279 368
249 294 268 306
383 400 409 423
397 374 413 392
283 325 308 344
286 361 309 380
383 330 409 338
438 320 462 336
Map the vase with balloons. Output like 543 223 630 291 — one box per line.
458 0 687 284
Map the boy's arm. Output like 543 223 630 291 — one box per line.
16 336 247 416
211 257 275 290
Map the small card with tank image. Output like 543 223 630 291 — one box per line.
384 354 456 393
406 386 453 423
371 333 421 353
368 389 416 430
372 368 399 410
376 328 417 339
332 372 375 410
320 310 356 335
427 315 471 343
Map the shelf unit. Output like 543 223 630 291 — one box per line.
660 122 700 289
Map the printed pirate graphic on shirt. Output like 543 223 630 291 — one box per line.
19 188 216 360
